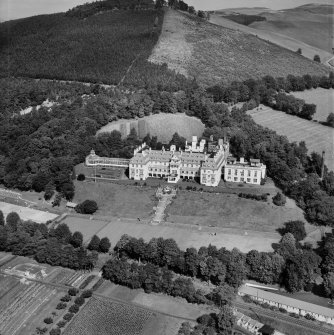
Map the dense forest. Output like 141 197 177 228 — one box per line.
0 212 103 270
0 9 187 89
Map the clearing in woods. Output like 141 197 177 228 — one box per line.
96 112 205 143
291 88 334 122
247 105 334 172
149 9 329 86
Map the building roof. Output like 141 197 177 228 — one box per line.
66 202 77 208
239 285 334 318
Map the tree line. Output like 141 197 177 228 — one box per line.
206 73 334 120
111 228 329 294
0 211 111 270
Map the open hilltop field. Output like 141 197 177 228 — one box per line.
248 105 334 171
149 9 329 86
96 113 205 142
209 13 333 64
249 4 334 54
291 88 334 122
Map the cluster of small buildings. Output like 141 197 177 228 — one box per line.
239 284 334 325
85 135 267 187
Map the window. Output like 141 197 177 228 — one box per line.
247 178 251 182
228 169 231 175
248 170 251 176
241 178 244 182
254 171 258 177
254 179 257 183
234 169 238 175
234 177 238 181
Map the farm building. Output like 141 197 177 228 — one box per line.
239 285 334 325
224 157 266 185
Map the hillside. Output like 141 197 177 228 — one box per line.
150 9 329 86
0 7 186 89
209 14 333 64
249 4 334 53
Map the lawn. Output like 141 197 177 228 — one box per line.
0 201 59 223
61 216 109 243
248 105 334 171
96 113 205 143
291 88 334 122
167 190 305 232
150 9 329 86
73 181 156 218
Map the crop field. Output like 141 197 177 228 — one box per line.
248 106 334 171
149 9 328 86
73 181 156 218
291 88 334 122
0 201 58 223
0 279 57 335
209 14 333 64
64 296 155 335
96 113 205 143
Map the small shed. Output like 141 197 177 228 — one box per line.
66 202 77 209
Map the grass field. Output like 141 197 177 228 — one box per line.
149 9 329 86
248 105 334 171
209 14 333 64
0 201 59 223
96 113 205 143
167 190 305 231
249 4 334 54
73 181 156 219
291 88 334 122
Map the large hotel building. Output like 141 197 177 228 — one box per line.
85 136 266 186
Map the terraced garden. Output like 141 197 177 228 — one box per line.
64 296 155 335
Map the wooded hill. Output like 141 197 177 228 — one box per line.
0 8 186 89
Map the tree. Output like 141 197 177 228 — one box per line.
44 181 55 200
77 173 86 181
71 231 83 248
99 237 111 253
75 200 98 214
69 304 80 313
217 305 235 334
88 235 100 251
282 221 306 241
68 288 79 296
43 317 53 324
209 284 236 307
74 296 85 306
0 210 4 225
327 113 334 127
300 103 316 120
296 48 302 55
6 212 21 231
313 54 321 63
272 192 286 206
50 328 61 335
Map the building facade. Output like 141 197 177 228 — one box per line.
129 136 229 187
85 135 267 187
224 157 266 185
